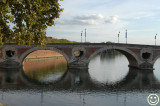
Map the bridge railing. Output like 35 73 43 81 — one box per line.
2 43 160 48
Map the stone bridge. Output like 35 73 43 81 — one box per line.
0 43 160 70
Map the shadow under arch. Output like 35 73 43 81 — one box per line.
88 46 139 68
19 47 70 65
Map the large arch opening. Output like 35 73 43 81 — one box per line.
22 50 68 84
153 57 160 82
88 47 139 85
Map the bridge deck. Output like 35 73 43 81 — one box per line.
4 43 160 49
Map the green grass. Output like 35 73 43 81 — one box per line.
24 56 64 62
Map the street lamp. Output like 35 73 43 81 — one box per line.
81 31 83 43
125 30 127 44
118 31 120 43
155 33 157 46
85 28 86 43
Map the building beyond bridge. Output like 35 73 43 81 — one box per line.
0 43 160 70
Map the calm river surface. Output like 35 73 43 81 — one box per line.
1 52 160 106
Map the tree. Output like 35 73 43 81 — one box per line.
0 0 63 46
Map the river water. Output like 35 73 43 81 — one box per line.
0 51 160 106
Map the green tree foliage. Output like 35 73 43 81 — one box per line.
0 0 63 46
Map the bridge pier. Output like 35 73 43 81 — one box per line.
68 61 88 69
128 65 154 70
139 62 154 70
0 59 21 68
128 61 154 70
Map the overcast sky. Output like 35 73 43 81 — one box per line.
46 0 160 45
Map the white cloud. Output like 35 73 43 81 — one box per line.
56 14 103 25
56 14 121 26
105 16 119 24
75 14 104 20
57 19 98 25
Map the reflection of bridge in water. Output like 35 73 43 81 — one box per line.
0 68 160 90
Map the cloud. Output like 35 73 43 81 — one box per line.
75 14 104 20
105 16 119 24
57 14 120 26
57 19 98 25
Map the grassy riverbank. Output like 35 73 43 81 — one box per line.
24 56 65 62
24 50 65 62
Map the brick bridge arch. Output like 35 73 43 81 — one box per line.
152 55 160 65
19 47 70 65
88 46 139 68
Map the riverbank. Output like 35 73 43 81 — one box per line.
24 50 64 61
24 56 64 62
23 58 67 72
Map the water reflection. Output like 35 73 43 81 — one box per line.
153 58 160 82
23 58 67 84
0 67 160 90
89 52 129 84
0 68 21 87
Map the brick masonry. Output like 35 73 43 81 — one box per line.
0 43 160 69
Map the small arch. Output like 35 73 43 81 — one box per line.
142 52 151 60
19 47 70 65
6 50 15 58
73 50 84 58
88 46 139 68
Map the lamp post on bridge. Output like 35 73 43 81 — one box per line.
81 31 83 43
155 33 157 46
85 28 86 43
118 31 120 43
125 29 127 44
